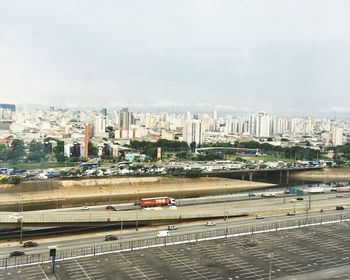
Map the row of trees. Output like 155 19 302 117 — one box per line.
129 139 190 160
1 138 348 164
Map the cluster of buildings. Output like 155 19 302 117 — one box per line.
0 102 349 160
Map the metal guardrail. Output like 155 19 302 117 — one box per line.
1 213 349 269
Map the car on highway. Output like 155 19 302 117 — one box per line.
168 225 178 230
8 213 22 219
105 235 118 241
248 193 256 197
255 215 264 219
106 205 117 211
287 211 296 216
336 194 344 198
336 206 345 210
157 231 170 238
10 251 25 257
23 241 38 248
81 206 90 210
206 221 216 226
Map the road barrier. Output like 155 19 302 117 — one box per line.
1 213 349 269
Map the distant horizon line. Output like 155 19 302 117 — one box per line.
5 103 349 121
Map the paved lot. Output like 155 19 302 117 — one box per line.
2 222 350 279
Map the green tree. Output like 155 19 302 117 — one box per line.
88 142 98 157
190 141 197 153
53 141 65 162
0 144 8 162
7 139 25 162
185 168 202 178
27 140 45 162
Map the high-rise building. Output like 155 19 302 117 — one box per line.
119 108 132 130
119 108 133 138
332 125 343 146
101 108 107 117
0 103 16 112
183 119 202 145
84 124 91 158
249 112 270 138
92 115 107 137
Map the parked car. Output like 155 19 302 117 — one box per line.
81 206 90 210
336 206 345 210
105 235 118 241
255 215 264 220
296 197 304 201
336 194 344 198
206 221 216 226
248 193 256 197
10 251 25 257
106 205 117 211
287 211 296 216
168 225 178 230
23 241 38 248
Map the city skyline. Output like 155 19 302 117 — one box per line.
1 1 350 116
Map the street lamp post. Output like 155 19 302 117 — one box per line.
224 184 227 221
293 200 296 213
268 253 274 280
19 217 23 244
308 193 311 210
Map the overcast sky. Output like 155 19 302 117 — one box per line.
0 0 350 116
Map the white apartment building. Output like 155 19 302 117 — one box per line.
183 119 203 145
332 125 343 146
249 112 271 138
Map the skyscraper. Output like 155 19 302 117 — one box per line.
249 112 271 138
119 108 133 138
183 119 202 145
84 124 91 158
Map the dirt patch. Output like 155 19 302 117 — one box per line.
0 176 274 210
291 168 350 182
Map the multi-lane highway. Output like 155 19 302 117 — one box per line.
0 208 348 259
0 192 349 259
0 192 349 225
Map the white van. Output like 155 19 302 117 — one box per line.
157 231 170 238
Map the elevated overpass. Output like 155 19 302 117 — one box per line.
0 210 248 227
203 166 323 184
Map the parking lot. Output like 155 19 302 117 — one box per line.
2 222 350 279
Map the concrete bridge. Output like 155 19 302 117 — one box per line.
202 167 323 185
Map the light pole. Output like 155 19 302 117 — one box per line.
268 253 274 280
293 200 296 213
224 184 227 221
19 217 23 244
308 193 311 210
120 219 123 240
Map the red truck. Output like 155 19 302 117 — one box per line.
140 197 176 207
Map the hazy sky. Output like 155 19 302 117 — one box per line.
1 0 350 116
